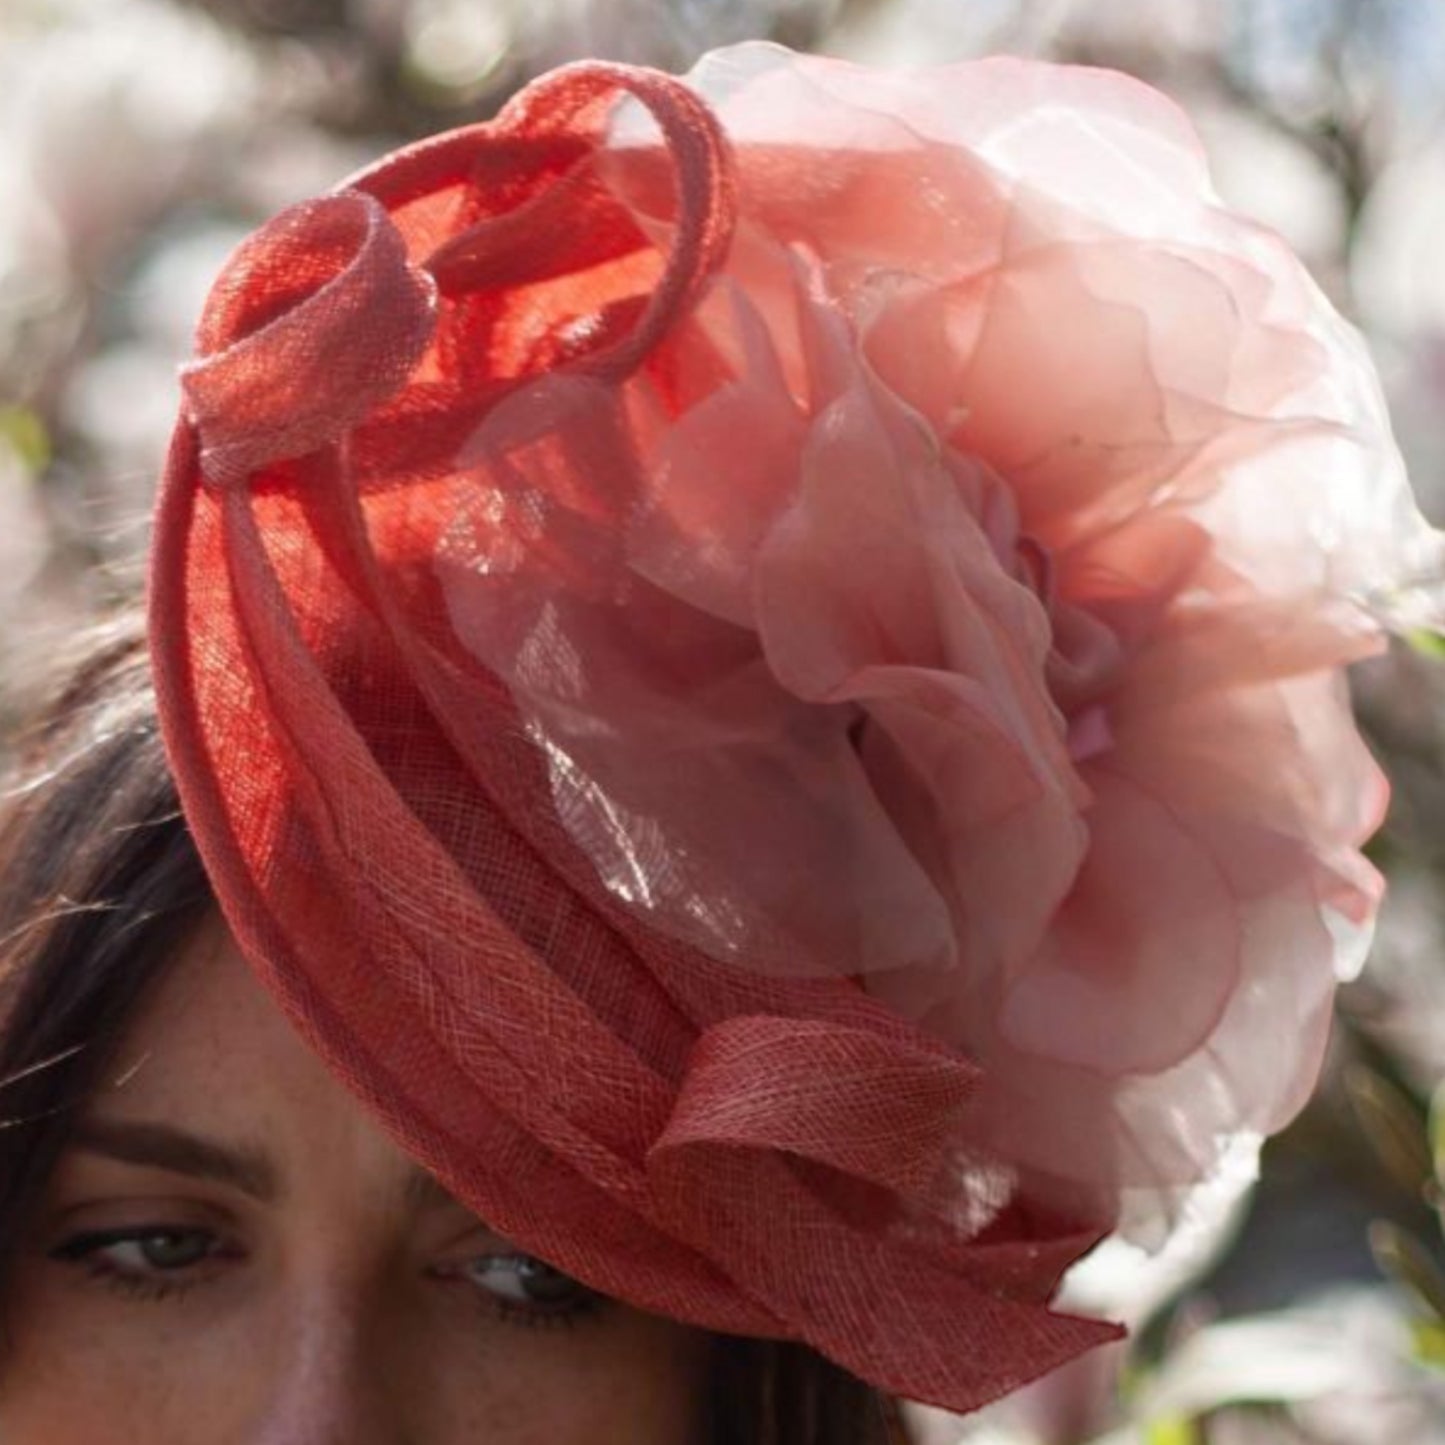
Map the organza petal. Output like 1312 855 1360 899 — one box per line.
999 767 1242 1074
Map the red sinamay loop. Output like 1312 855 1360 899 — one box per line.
423 61 737 381
180 193 437 489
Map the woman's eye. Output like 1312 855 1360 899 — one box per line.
453 1253 601 1321
111 1230 217 1271
49 1226 229 1296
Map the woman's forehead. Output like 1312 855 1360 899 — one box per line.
93 920 413 1197
108 920 306 1088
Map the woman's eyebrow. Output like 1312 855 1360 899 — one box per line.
66 1117 277 1202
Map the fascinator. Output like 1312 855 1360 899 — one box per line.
148 42 1439 1413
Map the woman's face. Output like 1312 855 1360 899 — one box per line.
0 921 708 1443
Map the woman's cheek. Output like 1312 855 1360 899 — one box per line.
414 1285 711 1445
0 1252 254 1443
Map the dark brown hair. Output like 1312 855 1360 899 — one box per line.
0 608 905 1444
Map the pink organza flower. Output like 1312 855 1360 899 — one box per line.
436 43 1437 1233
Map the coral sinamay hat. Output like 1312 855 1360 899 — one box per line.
147 41 1442 1414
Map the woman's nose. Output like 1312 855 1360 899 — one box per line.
247 1286 415 1445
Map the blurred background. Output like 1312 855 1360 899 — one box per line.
4 0 1445 1438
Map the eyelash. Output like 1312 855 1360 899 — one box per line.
48 1228 606 1331
49 1228 221 1305
441 1260 606 1333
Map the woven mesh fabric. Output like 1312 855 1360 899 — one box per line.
149 46 1398 1410
148 58 1119 1410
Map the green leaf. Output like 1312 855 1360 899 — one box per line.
1428 1080 1445 1191
1411 1318 1445 1370
0 404 50 474
1346 1064 1432 1197
1405 627 1445 660
1144 1416 1200 1445
1370 1220 1445 1322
